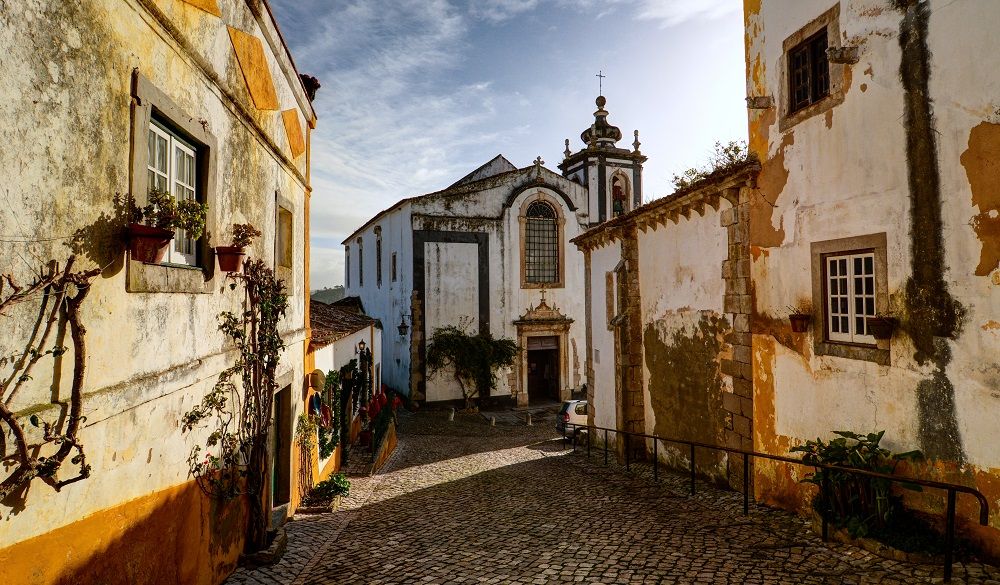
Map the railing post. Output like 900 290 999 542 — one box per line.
743 452 750 516
572 426 578 453
689 444 696 496
821 471 830 542
587 426 592 457
604 429 608 466
653 440 658 482
625 433 631 471
945 488 956 582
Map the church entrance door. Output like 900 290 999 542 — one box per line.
526 336 560 404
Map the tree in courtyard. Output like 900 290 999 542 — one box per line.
425 323 519 410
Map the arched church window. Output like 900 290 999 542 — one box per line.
525 201 559 284
357 237 363 287
612 174 629 217
375 226 383 288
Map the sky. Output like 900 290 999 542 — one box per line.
268 0 749 290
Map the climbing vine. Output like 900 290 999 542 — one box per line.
317 370 341 460
181 259 287 553
0 256 100 500
426 324 519 409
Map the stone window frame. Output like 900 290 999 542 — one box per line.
518 191 566 289
274 192 295 295
779 3 846 132
128 70 218 293
811 232 889 365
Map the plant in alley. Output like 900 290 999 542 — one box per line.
181 258 287 553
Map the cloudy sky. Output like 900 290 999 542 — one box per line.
268 0 749 290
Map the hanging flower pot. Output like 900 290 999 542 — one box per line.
126 223 174 263
789 313 811 333
867 316 897 340
215 246 246 272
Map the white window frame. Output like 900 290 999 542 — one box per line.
825 252 876 345
148 120 198 266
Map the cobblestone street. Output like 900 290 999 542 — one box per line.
227 411 998 585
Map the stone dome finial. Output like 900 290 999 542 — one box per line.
580 95 622 148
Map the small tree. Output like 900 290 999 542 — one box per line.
672 140 751 190
181 259 287 553
425 324 519 410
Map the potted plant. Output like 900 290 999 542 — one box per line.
787 305 812 333
216 223 261 273
866 315 898 340
124 190 207 263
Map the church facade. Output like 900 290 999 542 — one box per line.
342 97 644 405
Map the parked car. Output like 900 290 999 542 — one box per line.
556 399 588 436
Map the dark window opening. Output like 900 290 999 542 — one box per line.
788 28 829 114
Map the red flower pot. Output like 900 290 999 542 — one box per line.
215 246 246 272
127 224 173 264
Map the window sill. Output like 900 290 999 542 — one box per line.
126 258 214 294
815 340 889 366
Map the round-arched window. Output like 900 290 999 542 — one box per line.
525 201 559 284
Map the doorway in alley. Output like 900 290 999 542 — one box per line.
526 336 560 404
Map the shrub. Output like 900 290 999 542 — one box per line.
791 430 923 538
314 473 350 499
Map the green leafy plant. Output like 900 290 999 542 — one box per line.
181 259 288 553
313 473 350 500
231 223 262 248
791 430 924 538
672 140 752 190
426 323 519 410
318 370 341 459
126 189 208 240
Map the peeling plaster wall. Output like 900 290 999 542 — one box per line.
587 242 622 432
637 207 732 478
0 0 313 580
423 241 481 402
746 0 1000 554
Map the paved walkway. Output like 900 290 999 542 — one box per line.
226 411 998 584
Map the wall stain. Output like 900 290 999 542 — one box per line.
960 122 1000 276
896 0 965 463
644 313 729 475
749 131 792 248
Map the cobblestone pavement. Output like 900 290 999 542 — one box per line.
226 411 998 585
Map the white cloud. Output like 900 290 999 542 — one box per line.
633 0 740 28
470 0 540 22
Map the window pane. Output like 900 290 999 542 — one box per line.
157 135 168 172
832 316 840 333
854 257 862 274
839 298 847 314
856 316 865 334
525 202 559 283
829 260 838 277
854 277 862 293
855 297 864 315
830 279 838 295
865 297 875 315
864 256 873 274
841 316 849 333
865 277 874 295
839 259 847 274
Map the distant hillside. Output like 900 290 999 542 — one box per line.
311 286 346 304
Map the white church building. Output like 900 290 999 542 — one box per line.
341 96 646 405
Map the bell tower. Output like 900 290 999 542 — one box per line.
558 95 647 225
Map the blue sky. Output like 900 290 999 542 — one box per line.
268 0 748 289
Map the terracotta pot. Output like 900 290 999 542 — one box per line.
127 224 173 264
867 317 897 340
215 246 246 272
789 314 811 333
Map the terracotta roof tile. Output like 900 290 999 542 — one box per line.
310 301 373 350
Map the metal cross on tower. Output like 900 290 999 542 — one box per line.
596 70 606 94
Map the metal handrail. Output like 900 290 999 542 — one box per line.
565 422 990 582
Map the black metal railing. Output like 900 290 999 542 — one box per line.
564 422 989 582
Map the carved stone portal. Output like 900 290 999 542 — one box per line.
513 295 574 407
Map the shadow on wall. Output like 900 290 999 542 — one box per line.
643 313 731 482
0 480 247 585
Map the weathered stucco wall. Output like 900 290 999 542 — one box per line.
587 242 622 433
0 0 314 582
746 0 1000 556
638 206 732 479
